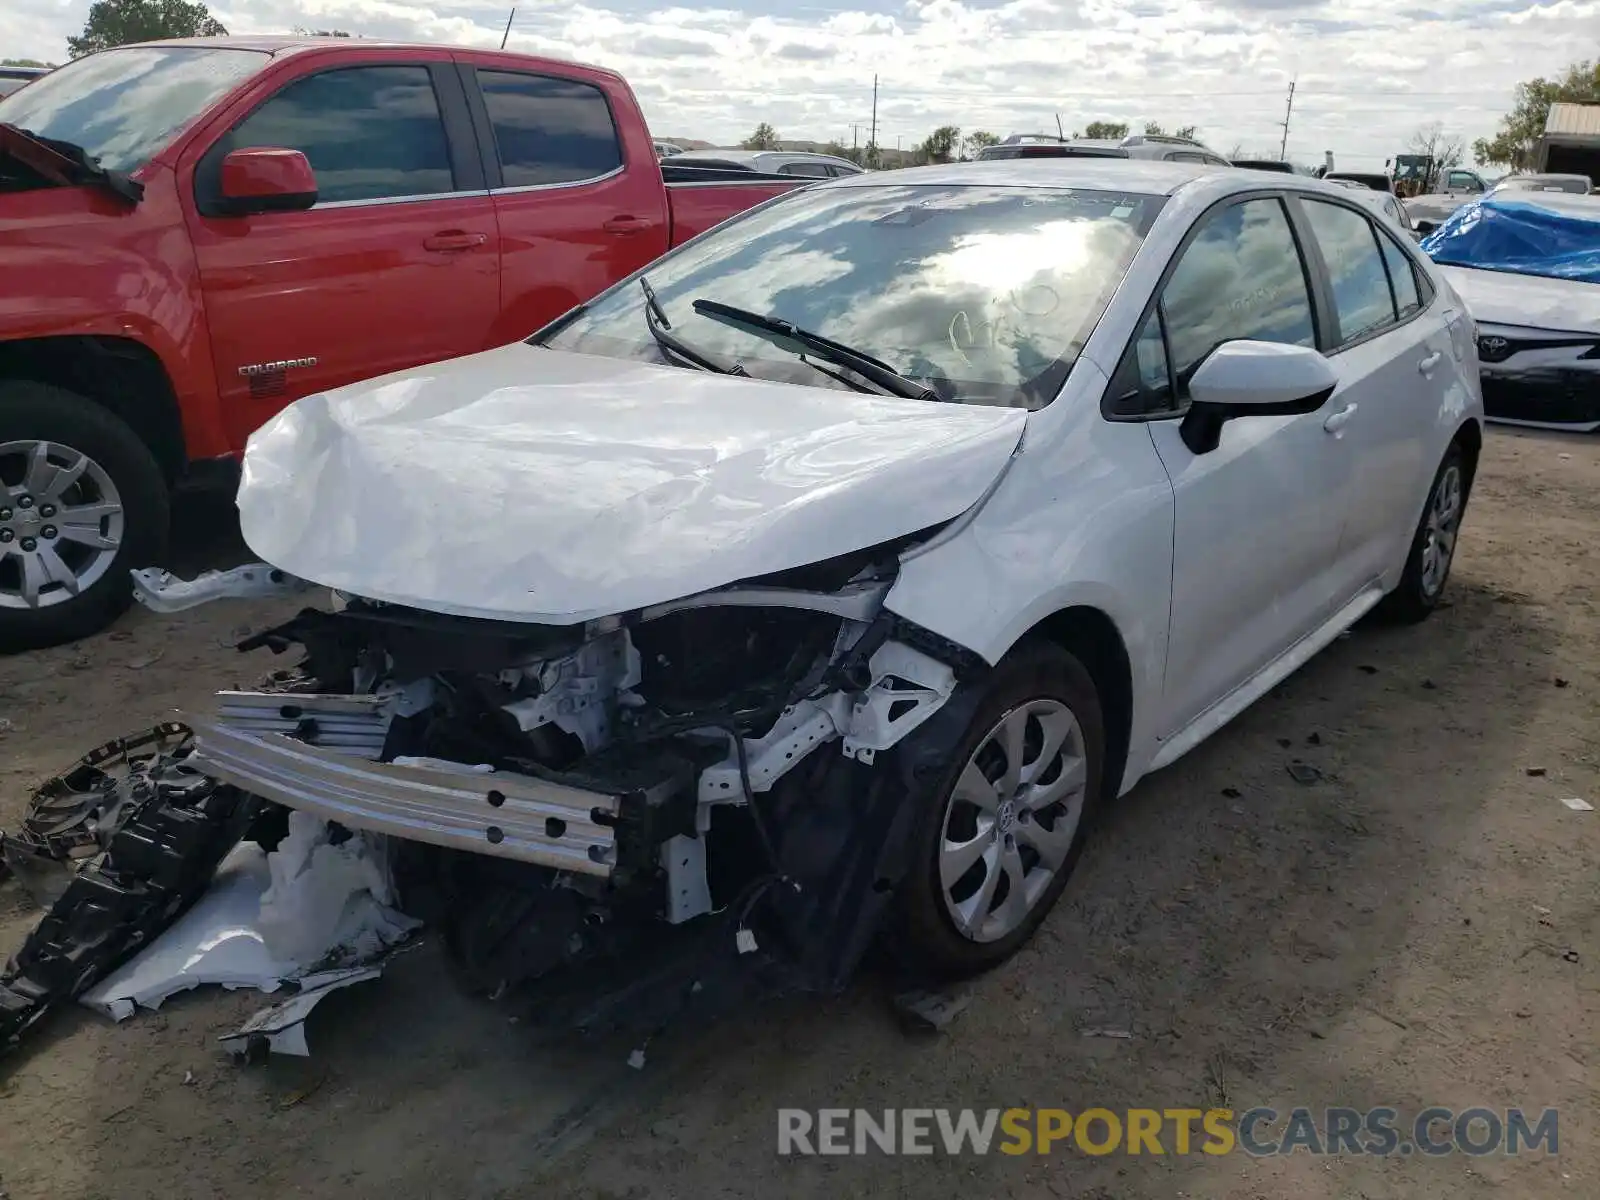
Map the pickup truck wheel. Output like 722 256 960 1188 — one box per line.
892 641 1104 980
0 382 170 653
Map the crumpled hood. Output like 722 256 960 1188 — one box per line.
238 342 1027 623
1440 265 1600 335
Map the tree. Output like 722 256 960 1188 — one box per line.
823 140 865 165
917 124 960 163
2 58 53 68
1472 59 1599 170
962 130 1000 159
292 27 353 36
1083 121 1129 139
1406 122 1465 173
741 123 779 150
1143 121 1199 140
67 0 226 58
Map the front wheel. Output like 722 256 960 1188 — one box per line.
0 382 170 653
1375 443 1467 625
892 641 1104 980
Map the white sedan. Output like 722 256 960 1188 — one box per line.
180 160 1484 989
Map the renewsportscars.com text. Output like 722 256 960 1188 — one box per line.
777 1106 1559 1157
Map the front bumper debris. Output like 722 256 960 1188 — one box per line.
186 710 623 877
1 725 260 1056
130 562 313 614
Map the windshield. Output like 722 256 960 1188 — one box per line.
0 46 268 174
540 183 1162 408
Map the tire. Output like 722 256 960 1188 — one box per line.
0 381 170 654
1375 443 1467 625
891 640 1105 980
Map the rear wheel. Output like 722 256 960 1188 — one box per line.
0 382 170 653
1375 443 1466 625
892 641 1104 979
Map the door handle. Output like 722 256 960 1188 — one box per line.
423 230 487 252
1323 402 1358 434
603 215 650 235
1417 350 1443 374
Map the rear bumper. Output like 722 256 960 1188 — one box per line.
186 713 620 878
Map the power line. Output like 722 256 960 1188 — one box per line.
657 84 1512 101
1278 77 1295 160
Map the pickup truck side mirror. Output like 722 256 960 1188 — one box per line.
218 147 318 216
1180 339 1339 454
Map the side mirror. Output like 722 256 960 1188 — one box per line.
218 147 317 215
1180 340 1338 454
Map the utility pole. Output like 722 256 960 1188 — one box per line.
1277 77 1296 161
500 7 515 48
869 75 878 167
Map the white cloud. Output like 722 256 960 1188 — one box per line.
3 0 1597 168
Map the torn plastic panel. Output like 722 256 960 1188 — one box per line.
79 826 417 1023
1 726 263 1056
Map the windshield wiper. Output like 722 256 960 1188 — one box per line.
690 299 939 401
0 123 142 203
641 277 747 377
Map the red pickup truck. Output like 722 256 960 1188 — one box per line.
0 37 803 650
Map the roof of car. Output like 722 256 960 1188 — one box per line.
822 158 1226 194
817 160 1403 213
106 36 620 79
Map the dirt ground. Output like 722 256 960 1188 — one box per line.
0 428 1595 1200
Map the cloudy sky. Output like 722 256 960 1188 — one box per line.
5 0 1597 168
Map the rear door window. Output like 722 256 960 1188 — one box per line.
1301 198 1398 345
478 69 622 188
1377 233 1422 316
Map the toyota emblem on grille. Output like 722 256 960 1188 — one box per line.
1477 335 1511 362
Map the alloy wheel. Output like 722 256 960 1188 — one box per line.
938 697 1089 943
0 440 125 610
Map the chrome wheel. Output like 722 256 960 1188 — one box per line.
939 697 1089 944
1418 463 1461 598
0 440 125 611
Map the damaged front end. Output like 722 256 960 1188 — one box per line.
149 542 985 1029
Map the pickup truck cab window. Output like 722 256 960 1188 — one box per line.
0 45 267 173
477 70 622 188
225 65 456 204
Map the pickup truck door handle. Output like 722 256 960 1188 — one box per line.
603 215 650 235
1323 402 1358 434
1417 350 1443 374
423 230 488 252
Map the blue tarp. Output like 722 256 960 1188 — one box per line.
1420 194 1600 284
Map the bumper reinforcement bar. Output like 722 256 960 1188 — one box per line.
185 715 620 878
